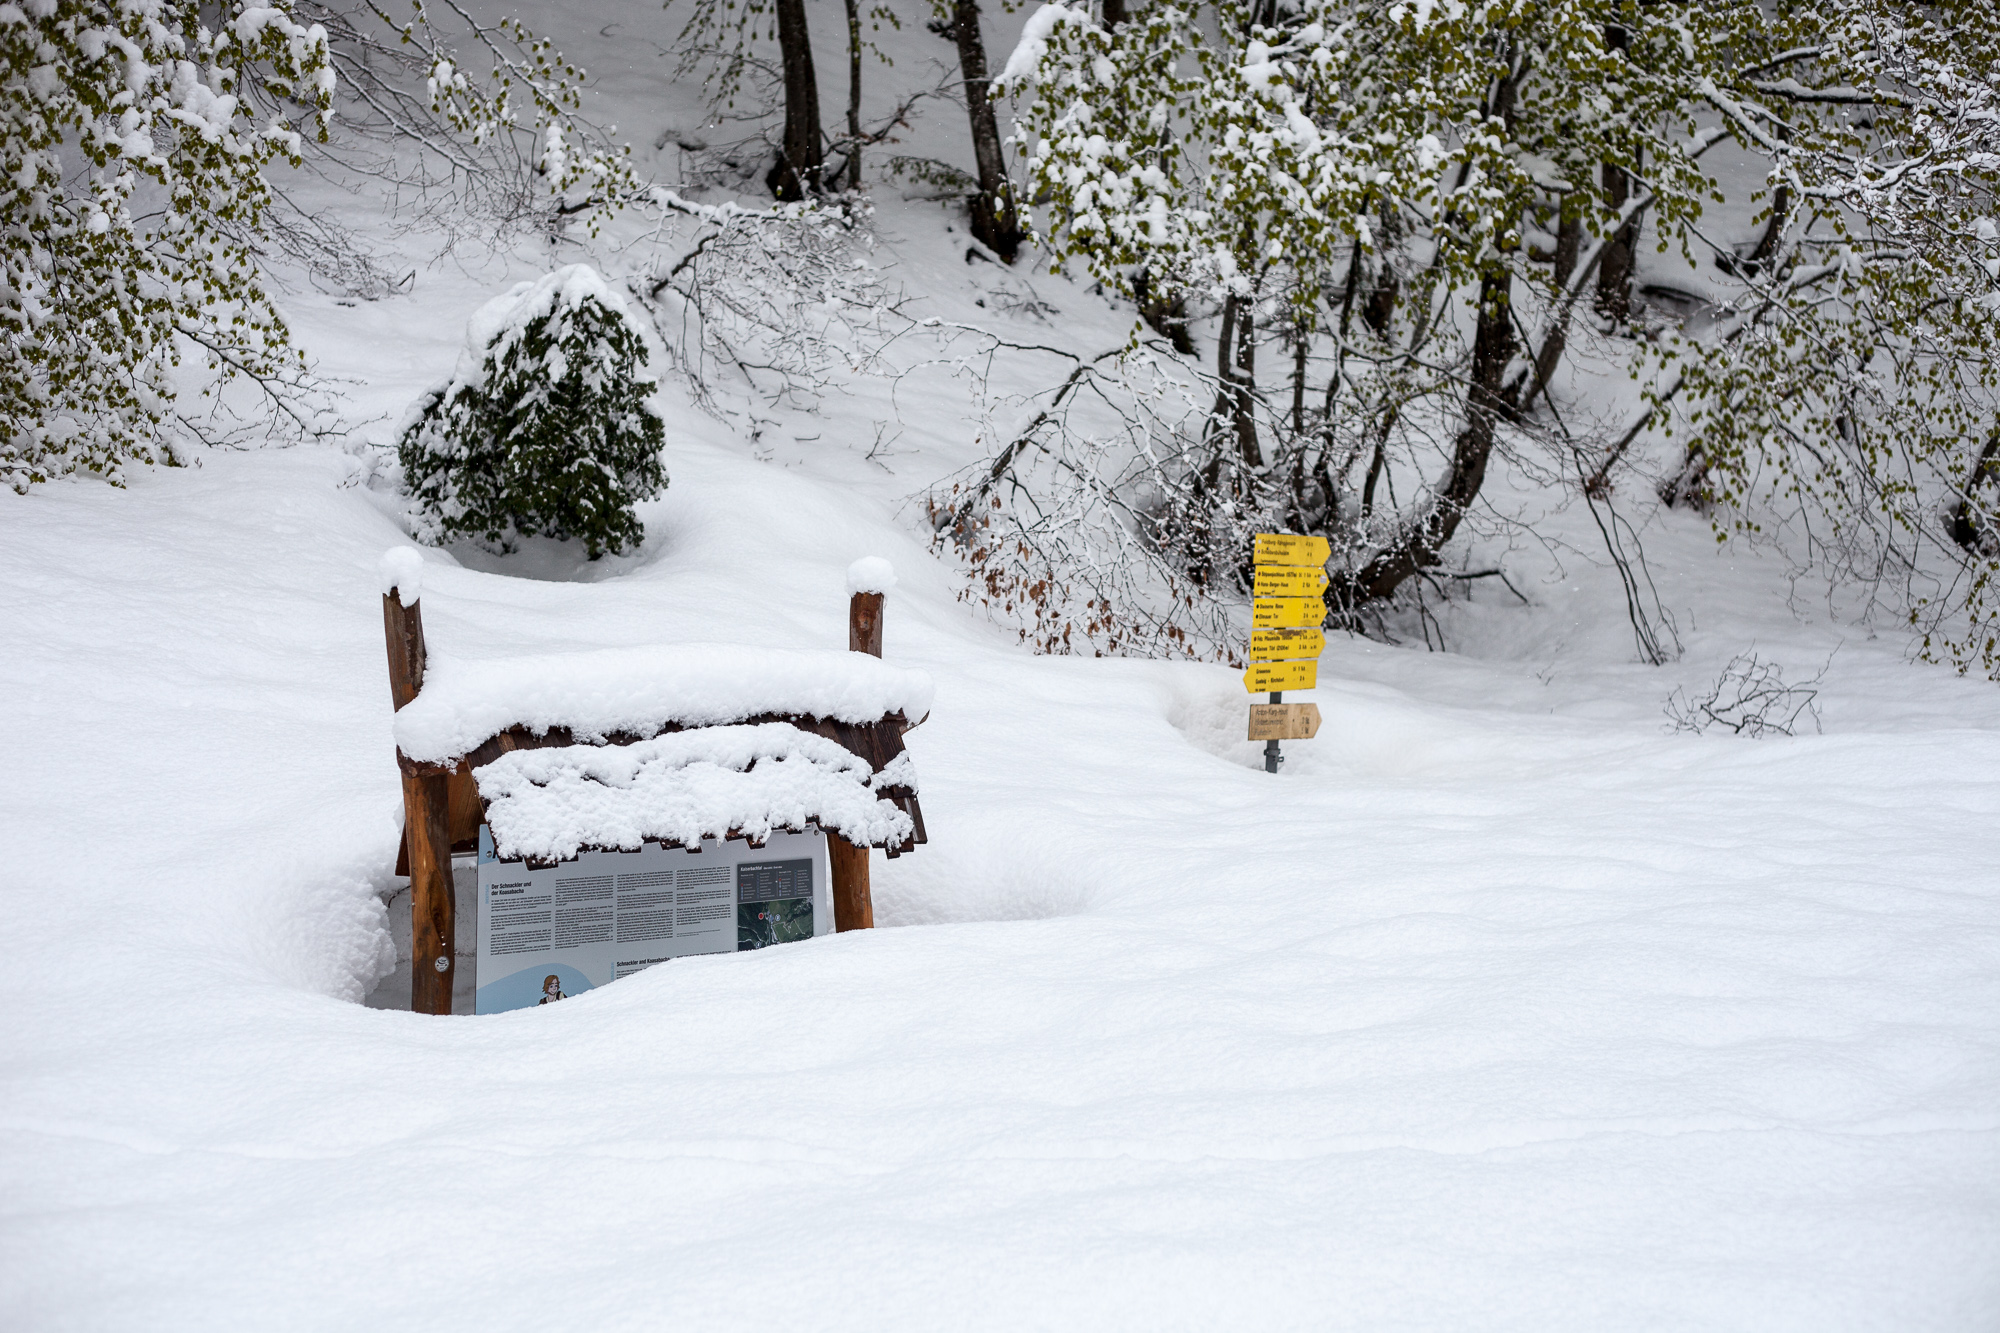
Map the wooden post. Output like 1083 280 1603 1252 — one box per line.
382 590 426 711
829 837 875 932
402 770 455 1014
383 586 455 1014
849 589 884 656
832 583 884 931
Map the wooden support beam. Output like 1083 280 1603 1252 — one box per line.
383 585 455 1015
446 766 484 847
403 770 456 1014
831 585 885 930
828 836 874 932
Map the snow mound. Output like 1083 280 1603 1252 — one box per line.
474 722 916 862
846 555 897 596
392 643 935 764
377 546 425 603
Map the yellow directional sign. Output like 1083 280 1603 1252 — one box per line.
1254 533 1332 567
1249 627 1325 662
1243 659 1317 693
1248 702 1322 741
1252 597 1326 629
1253 565 1331 599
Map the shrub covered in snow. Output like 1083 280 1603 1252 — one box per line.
398 265 668 559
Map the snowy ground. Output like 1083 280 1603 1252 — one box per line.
6 1 2000 1327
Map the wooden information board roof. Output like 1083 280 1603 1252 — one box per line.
475 720 921 865
391 646 932 869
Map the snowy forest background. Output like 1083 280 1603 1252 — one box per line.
6 0 2000 1327
7 0 1999 681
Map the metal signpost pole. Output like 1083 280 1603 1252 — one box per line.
1265 690 1283 773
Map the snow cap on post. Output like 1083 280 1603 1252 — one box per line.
847 556 897 597
379 546 425 604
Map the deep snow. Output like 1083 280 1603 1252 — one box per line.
4 0 2000 1327
8 427 2000 1330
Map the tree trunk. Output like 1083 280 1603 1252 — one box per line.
841 0 864 190
1101 0 1127 25
1516 196 1585 414
1360 223 1399 337
949 0 1021 261
1205 293 1260 476
1132 268 1194 353
1597 156 1636 322
1207 293 1239 458
1745 147 1791 274
1948 431 2000 553
1553 196 1582 290
1332 271 1514 614
1659 444 1710 509
1290 330 1307 437
1594 25 1634 322
1233 299 1260 469
767 0 825 201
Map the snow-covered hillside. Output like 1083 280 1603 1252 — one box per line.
4 0 1999 1328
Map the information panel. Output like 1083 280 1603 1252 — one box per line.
474 827 830 1014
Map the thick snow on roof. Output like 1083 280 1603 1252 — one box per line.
393 642 934 764
474 722 916 862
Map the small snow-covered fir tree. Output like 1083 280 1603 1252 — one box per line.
399 266 668 559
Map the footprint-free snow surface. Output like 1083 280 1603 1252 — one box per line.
5 0 2000 1316
6 433 2000 1330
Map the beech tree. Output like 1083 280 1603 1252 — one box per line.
0 0 334 492
667 0 826 198
1003 0 1717 614
1652 0 2000 674
936 0 1021 259
988 0 2000 671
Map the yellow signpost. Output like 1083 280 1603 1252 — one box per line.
1247 533 1329 773
1249 627 1325 661
1243 659 1317 693
1253 533 1332 567
1251 597 1326 629
1252 565 1331 599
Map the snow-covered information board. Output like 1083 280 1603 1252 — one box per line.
474 827 829 1014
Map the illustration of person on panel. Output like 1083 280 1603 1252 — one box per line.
538 974 566 1004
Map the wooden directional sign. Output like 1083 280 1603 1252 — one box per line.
1249 627 1325 662
1243 658 1317 693
1252 597 1326 629
1253 565 1331 599
1248 702 1322 741
1254 533 1332 567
